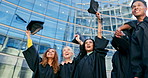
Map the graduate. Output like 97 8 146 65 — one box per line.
59 46 75 78
23 30 59 78
73 12 109 78
115 0 148 78
111 30 133 78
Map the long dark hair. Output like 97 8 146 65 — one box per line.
40 48 59 74
82 38 95 55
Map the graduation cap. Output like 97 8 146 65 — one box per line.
72 33 85 44
26 20 44 35
87 0 99 14
15 14 27 23
111 36 129 54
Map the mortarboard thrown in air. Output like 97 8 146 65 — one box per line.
72 32 85 44
87 0 99 14
26 20 44 35
15 14 27 23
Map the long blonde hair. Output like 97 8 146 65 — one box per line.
40 48 59 74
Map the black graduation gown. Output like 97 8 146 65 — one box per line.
59 62 74 78
73 36 109 78
23 46 58 78
130 17 148 78
111 51 132 78
111 31 133 78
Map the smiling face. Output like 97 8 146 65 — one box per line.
84 39 94 53
132 1 147 17
46 49 56 58
62 46 73 59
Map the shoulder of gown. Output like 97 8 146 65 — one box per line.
94 36 109 54
23 45 41 72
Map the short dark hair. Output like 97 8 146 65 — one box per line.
131 0 147 7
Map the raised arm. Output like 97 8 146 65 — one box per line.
26 30 33 48
95 12 109 51
96 12 102 39
23 30 40 72
75 34 83 45
26 30 31 39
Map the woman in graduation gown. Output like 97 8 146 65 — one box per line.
23 30 59 78
73 12 109 78
59 46 75 78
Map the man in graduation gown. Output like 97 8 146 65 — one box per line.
73 12 109 78
111 30 133 78
115 0 148 78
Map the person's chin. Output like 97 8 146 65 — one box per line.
86 49 92 51
64 56 68 58
47 56 53 58
133 13 142 17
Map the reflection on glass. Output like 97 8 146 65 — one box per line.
30 13 44 22
39 45 49 54
5 0 19 5
0 35 5 45
0 4 15 25
42 19 57 38
11 14 28 30
0 35 5 51
72 0 82 8
6 38 21 49
21 42 27 50
55 22 66 40
33 0 48 14
59 5 70 21
46 2 59 19
19 0 35 10
61 0 72 6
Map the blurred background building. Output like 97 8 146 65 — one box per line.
0 0 135 78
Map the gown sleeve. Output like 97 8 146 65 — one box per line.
27 39 33 48
130 28 143 77
141 22 148 77
74 43 87 64
124 20 137 29
131 22 148 77
94 36 109 78
94 36 109 54
71 44 86 78
23 45 40 72
78 45 86 58
111 52 118 78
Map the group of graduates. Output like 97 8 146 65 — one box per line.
23 12 109 78
23 0 148 78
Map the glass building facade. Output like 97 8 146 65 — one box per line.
0 0 134 78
